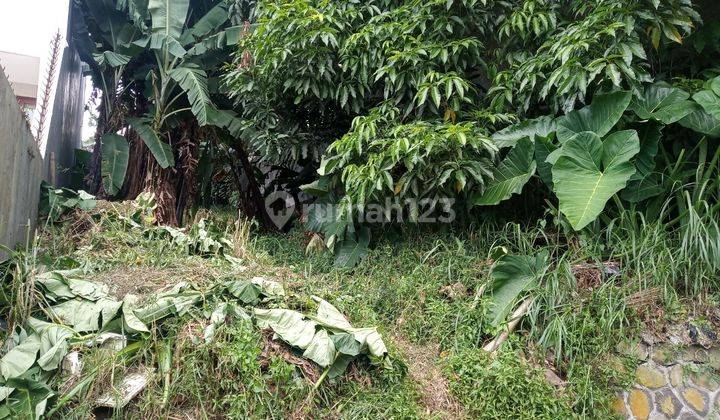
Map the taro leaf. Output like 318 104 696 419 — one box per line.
226 280 261 304
473 137 537 206
128 118 174 168
534 135 558 188
303 330 337 367
334 227 370 269
556 91 632 142
492 115 556 149
552 131 640 230
0 378 53 420
621 124 664 202
678 106 720 138
630 84 694 124
692 76 720 120
328 354 355 379
488 252 548 328
254 309 317 349
331 333 363 356
0 335 41 380
37 326 73 371
101 134 129 196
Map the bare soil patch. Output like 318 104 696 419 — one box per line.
393 335 466 419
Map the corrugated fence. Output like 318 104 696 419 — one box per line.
0 69 43 261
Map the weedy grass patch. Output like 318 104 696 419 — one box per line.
0 195 717 418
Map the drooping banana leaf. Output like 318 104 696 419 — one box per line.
473 137 537 206
188 3 229 39
127 118 175 168
101 134 130 196
552 130 639 230
93 51 131 68
167 63 213 126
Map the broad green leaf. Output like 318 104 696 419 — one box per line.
206 107 245 137
351 327 387 357
534 135 557 188
630 84 694 124
250 277 285 297
552 131 640 230
189 4 228 39
101 134 129 196
556 91 632 142
254 309 317 349
37 326 73 371
679 105 720 138
334 228 370 269
226 280 261 304
122 296 150 333
330 333 363 356
0 378 53 420
303 330 336 367
327 354 355 379
93 51 131 68
621 124 664 202
49 299 104 332
693 79 720 120
473 138 537 206
488 252 547 328
167 63 213 126
0 335 41 380
311 297 354 331
492 116 556 149
148 0 189 39
128 118 174 168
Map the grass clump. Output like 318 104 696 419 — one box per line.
444 348 574 419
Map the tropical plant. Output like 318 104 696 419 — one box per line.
72 0 250 224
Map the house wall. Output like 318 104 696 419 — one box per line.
0 69 43 261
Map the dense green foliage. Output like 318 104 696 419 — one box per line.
224 0 719 267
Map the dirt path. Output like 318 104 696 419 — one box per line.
393 335 466 419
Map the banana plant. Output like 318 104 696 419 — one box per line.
74 0 246 223
126 0 238 169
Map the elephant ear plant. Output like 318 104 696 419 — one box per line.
473 80 720 231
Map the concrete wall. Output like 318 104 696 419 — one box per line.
0 69 43 261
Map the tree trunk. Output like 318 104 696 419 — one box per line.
234 142 277 230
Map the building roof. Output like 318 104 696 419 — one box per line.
0 50 40 100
